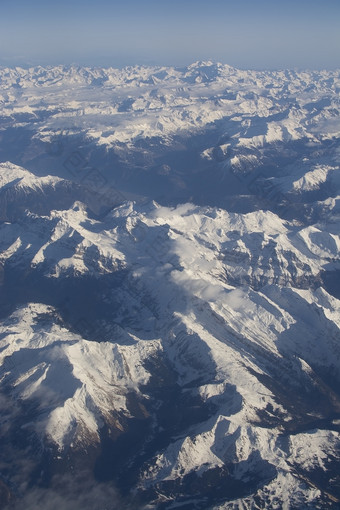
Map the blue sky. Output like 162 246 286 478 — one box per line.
0 0 339 69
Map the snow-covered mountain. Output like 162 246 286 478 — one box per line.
0 62 340 509
0 61 339 215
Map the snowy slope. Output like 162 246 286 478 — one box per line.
0 162 126 221
0 303 159 449
1 195 340 508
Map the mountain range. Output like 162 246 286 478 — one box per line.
0 61 339 509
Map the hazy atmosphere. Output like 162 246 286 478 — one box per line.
0 0 339 69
